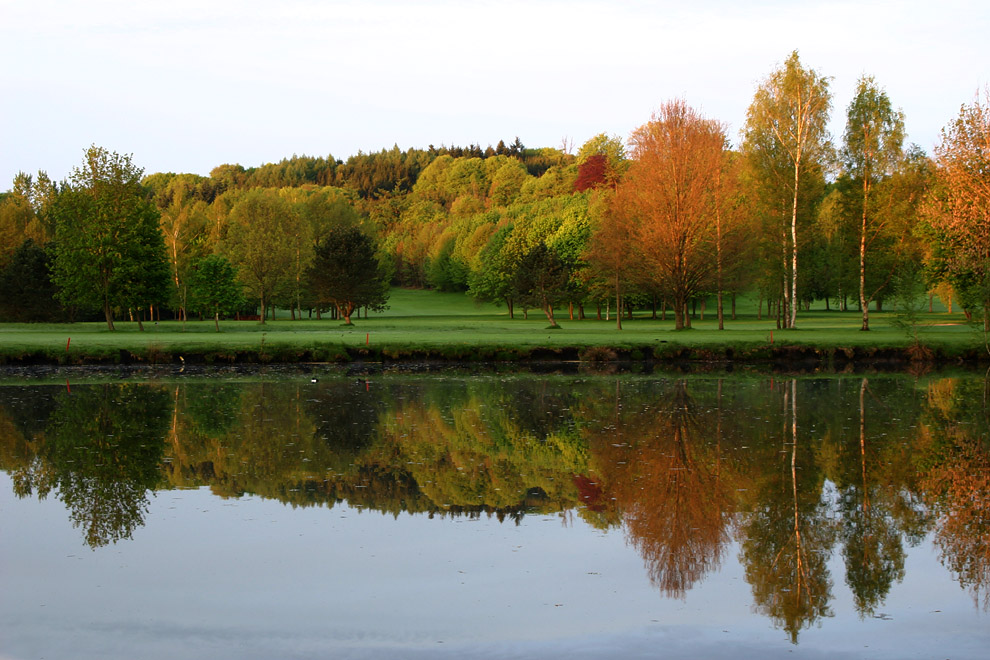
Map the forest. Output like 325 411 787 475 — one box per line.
1 52 988 333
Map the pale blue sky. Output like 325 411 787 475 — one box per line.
2 0 987 187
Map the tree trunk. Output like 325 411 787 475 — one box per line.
339 301 354 325
259 292 267 325
568 301 574 321
859 175 870 331
214 311 221 332
716 185 724 329
103 298 115 331
541 301 557 327
615 274 622 330
578 303 585 320
790 147 801 329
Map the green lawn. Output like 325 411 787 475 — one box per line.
0 288 984 363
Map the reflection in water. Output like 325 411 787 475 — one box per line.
581 379 732 599
738 379 836 642
919 377 990 609
7 384 169 547
1 371 989 638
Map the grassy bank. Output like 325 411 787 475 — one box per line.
0 288 986 366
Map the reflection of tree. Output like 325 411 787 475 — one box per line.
919 377 990 609
374 379 587 515
23 384 171 548
740 380 836 643
8 371 990 632
584 379 734 598
835 379 906 616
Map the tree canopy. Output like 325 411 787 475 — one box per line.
51 146 170 330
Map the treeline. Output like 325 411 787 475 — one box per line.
1 51 988 331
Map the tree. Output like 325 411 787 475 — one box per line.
585 191 640 329
147 173 212 321
307 225 389 324
575 133 627 192
51 146 171 331
713 152 751 329
188 254 245 331
743 51 832 328
0 190 39 267
923 89 990 332
622 100 726 330
841 76 906 330
224 188 301 323
512 243 571 327
468 224 519 317
0 239 63 322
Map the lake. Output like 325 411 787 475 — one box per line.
1 366 987 659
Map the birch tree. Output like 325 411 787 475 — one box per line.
743 51 832 328
841 76 905 330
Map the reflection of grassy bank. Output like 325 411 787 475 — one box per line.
0 288 985 365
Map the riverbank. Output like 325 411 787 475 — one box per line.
1 289 985 368
1 320 985 369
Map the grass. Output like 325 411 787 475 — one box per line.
0 288 985 365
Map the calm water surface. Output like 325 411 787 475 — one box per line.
1 368 987 659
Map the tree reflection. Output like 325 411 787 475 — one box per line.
834 379 908 617
583 379 733 598
4 371 990 634
920 377 990 609
739 379 836 643
27 384 171 548
373 379 587 516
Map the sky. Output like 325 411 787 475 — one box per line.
1 0 988 189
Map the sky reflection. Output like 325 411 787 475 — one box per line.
1 373 988 659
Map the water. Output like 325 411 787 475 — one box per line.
1 368 987 659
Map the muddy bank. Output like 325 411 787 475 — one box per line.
1 342 984 370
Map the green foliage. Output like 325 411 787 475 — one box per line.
307 225 390 323
224 188 303 323
0 240 63 322
51 146 171 330
25 384 171 547
188 254 245 330
513 243 571 326
469 224 517 310
426 237 469 292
